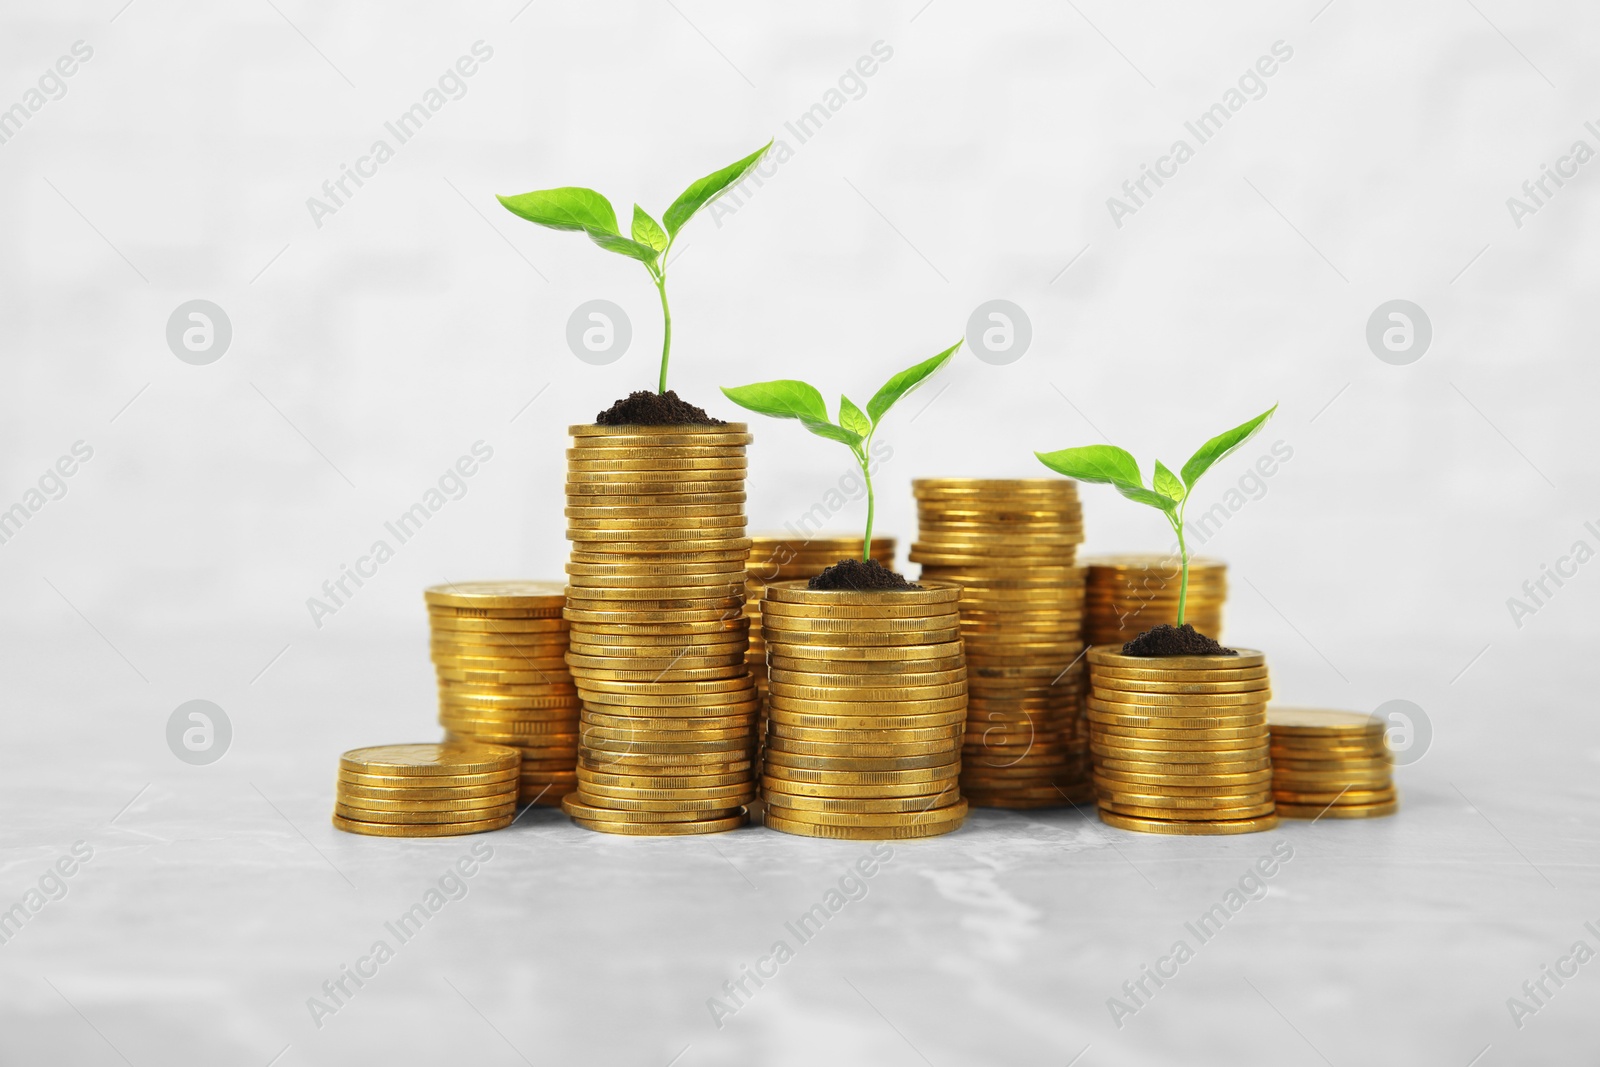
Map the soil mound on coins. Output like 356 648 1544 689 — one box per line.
595 390 725 426
808 558 920 591
1122 623 1236 657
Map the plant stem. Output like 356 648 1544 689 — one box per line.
1171 506 1190 628
653 269 672 395
859 447 875 562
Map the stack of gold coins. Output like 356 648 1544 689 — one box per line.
560 422 758 835
426 581 578 806
745 534 896 693
1085 555 1227 646
760 579 969 839
909 479 1088 808
1086 647 1277 835
1267 708 1398 818
333 742 520 837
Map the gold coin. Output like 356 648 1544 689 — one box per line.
765 786 961 813
1087 692 1269 710
765 737 957 758
1096 788 1272 809
762 750 957 772
578 779 753 800
1086 709 1264 730
423 580 566 609
766 653 965 675
578 767 751 789
1089 732 1268 751
768 721 961 742
1095 810 1276 835
1094 765 1272 787
760 614 958 635
562 795 734 821
334 801 518 824
428 606 565 621
339 742 519 777
762 761 959 784
570 424 750 440
582 725 752 746
1273 785 1397 804
569 811 749 835
566 485 747 502
762 639 963 662
1091 745 1268 765
331 812 514 836
584 710 754 730
337 780 519 801
1090 677 1271 696
333 791 517 813
338 768 518 790
1100 801 1276 821
440 710 577 729
767 709 967 731
761 798 968 827
763 805 966 839
757 601 953 621
761 776 956 799
767 680 967 703
1091 723 1264 742
767 694 968 716
431 652 571 670
1267 707 1387 735
1092 665 1268 684
437 691 582 708
767 667 967 689
566 577 745 595
1275 799 1398 819
430 616 571 634
576 793 751 814
765 629 961 650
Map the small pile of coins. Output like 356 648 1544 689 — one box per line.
1086 646 1277 835
333 742 520 837
910 479 1088 807
1267 708 1398 818
561 422 759 835
760 580 969 839
1085 554 1227 646
427 581 577 806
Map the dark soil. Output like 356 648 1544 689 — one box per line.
1121 623 1237 657
595 390 725 426
808 558 920 591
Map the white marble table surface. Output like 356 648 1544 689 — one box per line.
2 626 1595 1067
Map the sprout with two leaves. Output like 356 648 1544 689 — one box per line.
721 342 962 562
1034 404 1277 628
497 141 771 394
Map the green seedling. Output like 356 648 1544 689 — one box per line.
496 141 772 394
721 342 962 561
1034 404 1277 627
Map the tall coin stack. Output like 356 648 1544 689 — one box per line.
1085 555 1227 645
1086 647 1278 835
760 580 969 839
427 581 577 806
333 743 520 837
560 422 759 835
1267 708 1398 819
909 479 1089 808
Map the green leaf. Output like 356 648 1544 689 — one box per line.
720 380 829 424
866 340 961 424
496 187 619 235
1180 403 1278 487
802 419 863 448
1117 484 1177 512
838 395 871 438
663 140 773 236
588 232 661 264
1034 444 1144 492
631 205 668 254
1153 460 1185 503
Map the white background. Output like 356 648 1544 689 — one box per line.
2 2 1597 1064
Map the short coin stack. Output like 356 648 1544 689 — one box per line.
760 580 969 839
427 581 577 806
560 422 758 835
1086 647 1277 835
745 533 896 695
1267 708 1398 818
909 479 1089 808
333 742 520 837
1085 555 1227 646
